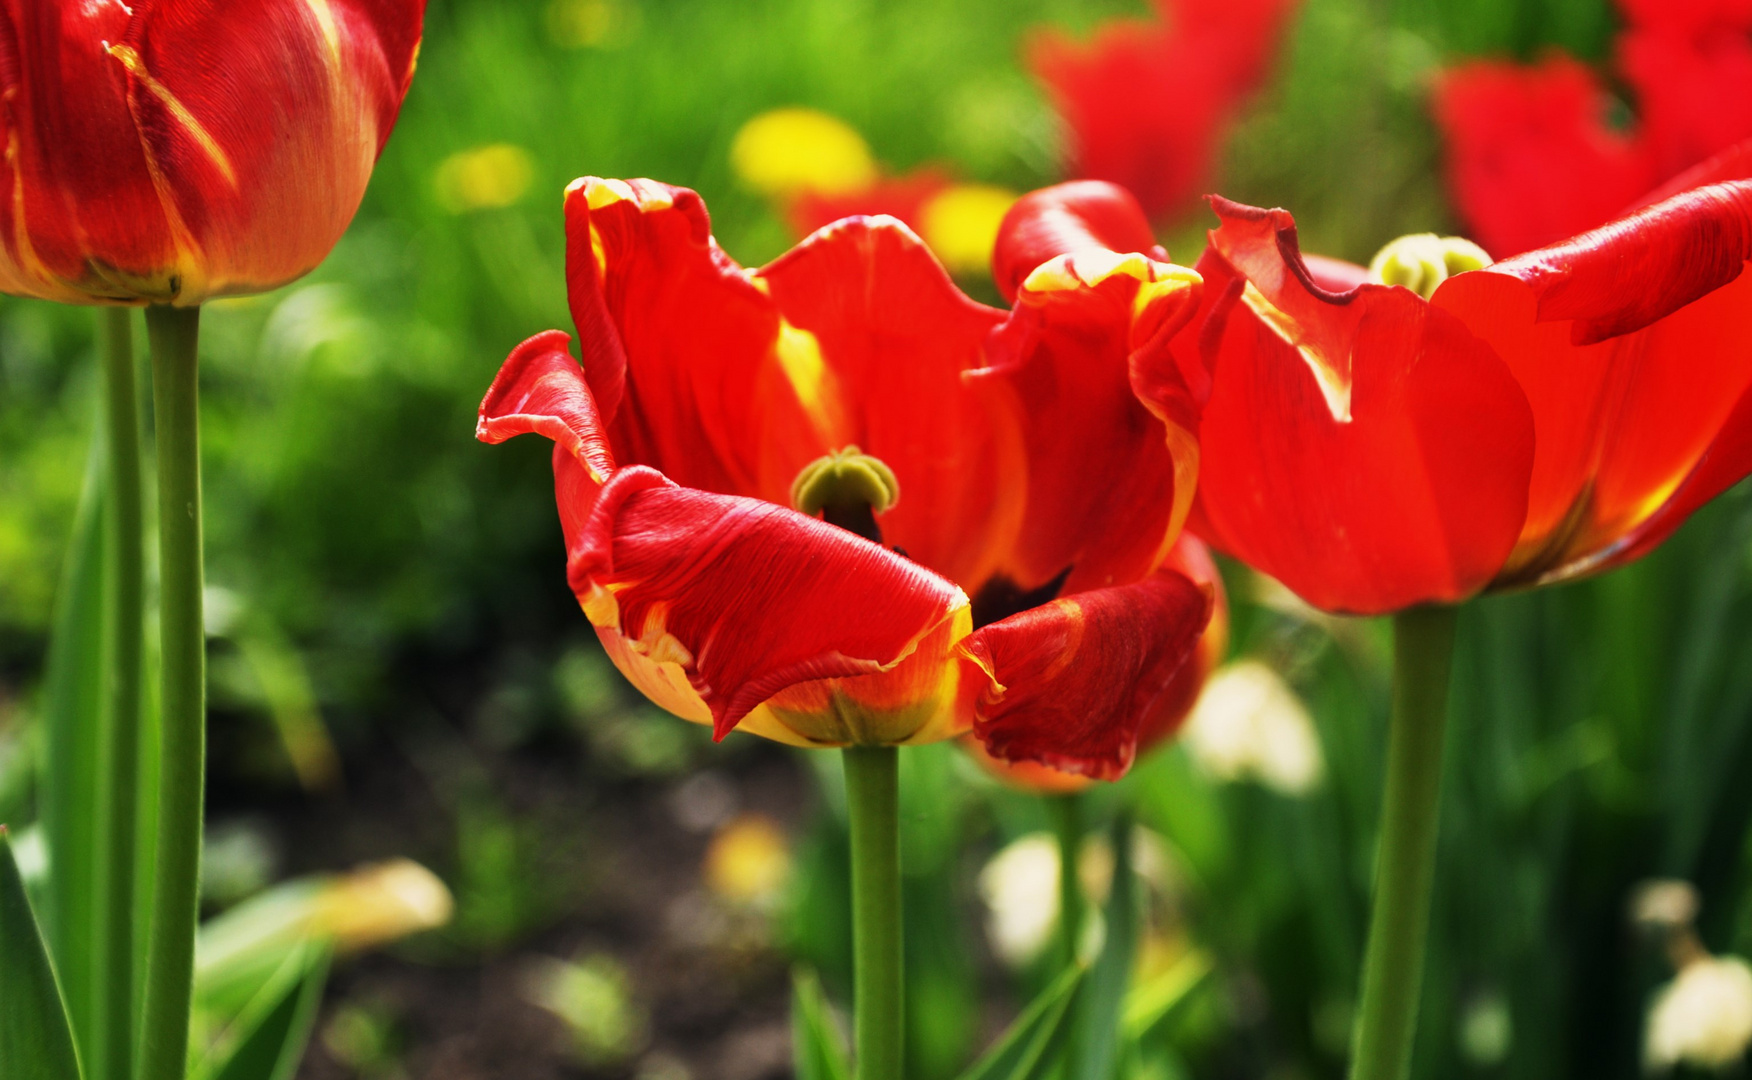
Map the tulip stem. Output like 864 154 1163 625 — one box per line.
1051 792 1085 972
844 745 903 1080
95 306 143 1080
1348 605 1458 1080
138 305 205 1080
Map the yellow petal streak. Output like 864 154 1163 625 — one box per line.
300 0 344 68
772 319 848 444
1240 281 1353 423
106 45 239 191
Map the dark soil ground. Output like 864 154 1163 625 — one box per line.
206 691 815 1080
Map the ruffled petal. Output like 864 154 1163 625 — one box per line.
1432 57 1657 258
479 338 976 747
991 180 1165 302
477 330 617 485
1433 178 1752 584
959 569 1213 780
572 465 971 744
972 245 1204 606
1178 197 1536 614
563 177 827 499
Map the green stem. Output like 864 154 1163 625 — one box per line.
1348 605 1459 1080
138 305 205 1080
94 306 142 1080
844 746 902 1080
1050 791 1085 972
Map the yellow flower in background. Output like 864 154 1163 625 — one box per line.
435 144 536 213
919 183 1019 276
730 108 878 198
703 813 792 907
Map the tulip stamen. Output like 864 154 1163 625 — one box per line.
791 446 898 545
1367 233 1491 299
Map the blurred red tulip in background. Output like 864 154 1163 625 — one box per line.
0 0 425 306
1028 0 1301 222
1435 0 1752 257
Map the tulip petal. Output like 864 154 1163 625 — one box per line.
0 0 175 301
1433 178 1752 583
569 464 971 744
565 177 935 514
1179 198 1536 614
1135 534 1229 750
477 330 617 486
960 569 1212 780
974 244 1204 605
755 215 1021 588
991 180 1165 302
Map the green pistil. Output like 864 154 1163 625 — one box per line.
792 446 898 544
1367 233 1491 299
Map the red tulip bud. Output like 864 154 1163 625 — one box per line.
0 0 424 306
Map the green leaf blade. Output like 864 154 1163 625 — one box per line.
955 962 1085 1080
37 440 109 1063
196 942 331 1080
0 828 84 1080
792 967 852 1080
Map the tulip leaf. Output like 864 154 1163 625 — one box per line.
791 967 852 1080
194 941 330 1080
1121 949 1211 1039
0 828 84 1080
38 438 109 1059
1071 812 1140 1080
954 961 1085 1080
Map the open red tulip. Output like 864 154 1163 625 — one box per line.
1165 150 1752 615
0 0 425 306
480 177 1216 779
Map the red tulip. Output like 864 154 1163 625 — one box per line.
1027 0 1299 221
0 0 424 306
480 178 1216 779
1434 0 1752 257
1162 151 1752 615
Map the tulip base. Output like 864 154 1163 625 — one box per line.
138 305 205 1080
1348 605 1458 1080
844 745 903 1080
